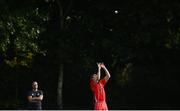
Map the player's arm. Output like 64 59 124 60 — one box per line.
27 95 35 102
27 93 43 102
101 63 111 82
97 62 101 81
32 95 43 101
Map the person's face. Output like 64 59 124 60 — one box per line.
32 82 38 90
91 74 98 82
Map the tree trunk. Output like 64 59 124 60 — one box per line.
15 71 18 104
57 63 63 109
55 0 72 109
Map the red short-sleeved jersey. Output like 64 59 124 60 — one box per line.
90 79 108 110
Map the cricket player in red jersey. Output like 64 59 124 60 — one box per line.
90 62 111 111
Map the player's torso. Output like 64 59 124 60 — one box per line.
94 83 106 101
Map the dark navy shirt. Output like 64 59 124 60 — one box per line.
27 90 43 110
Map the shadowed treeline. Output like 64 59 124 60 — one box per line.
0 0 180 109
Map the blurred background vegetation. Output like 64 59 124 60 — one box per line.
0 0 180 109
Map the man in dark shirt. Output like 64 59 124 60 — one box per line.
27 81 43 110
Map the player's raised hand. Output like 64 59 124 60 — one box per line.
97 62 101 69
100 62 106 69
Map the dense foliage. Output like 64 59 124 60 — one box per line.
0 0 180 109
